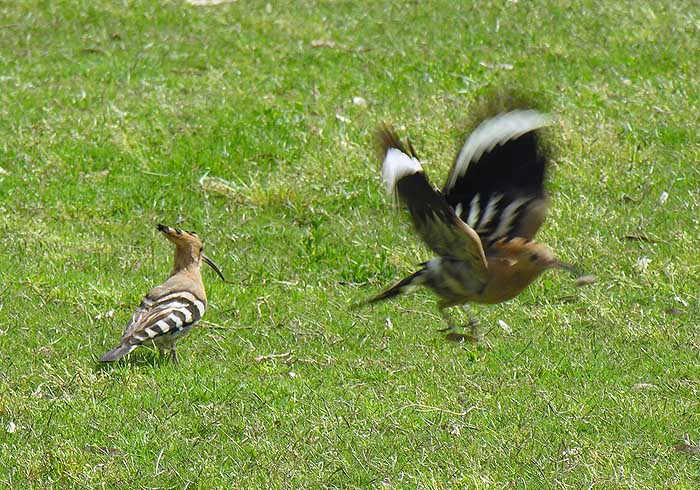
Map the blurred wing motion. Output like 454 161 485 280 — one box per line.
378 126 488 278
443 110 551 245
366 105 583 336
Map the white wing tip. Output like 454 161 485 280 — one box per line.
472 108 552 146
502 109 552 135
381 147 422 198
448 109 551 190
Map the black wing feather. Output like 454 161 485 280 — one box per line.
443 110 550 244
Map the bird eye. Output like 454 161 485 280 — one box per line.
529 253 539 262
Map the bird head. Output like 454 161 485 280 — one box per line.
490 238 578 277
157 224 226 281
522 243 578 275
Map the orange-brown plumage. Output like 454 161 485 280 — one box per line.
365 106 586 338
98 224 225 363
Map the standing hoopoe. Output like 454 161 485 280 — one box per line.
98 224 226 363
365 106 587 340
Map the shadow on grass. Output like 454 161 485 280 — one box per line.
93 347 175 371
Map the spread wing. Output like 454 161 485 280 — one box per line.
378 125 488 278
443 110 551 246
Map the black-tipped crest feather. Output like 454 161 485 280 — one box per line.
377 124 418 159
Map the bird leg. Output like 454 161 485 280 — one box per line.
461 305 483 341
438 308 459 333
169 346 179 365
461 305 479 327
439 306 481 343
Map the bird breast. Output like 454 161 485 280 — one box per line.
473 257 545 304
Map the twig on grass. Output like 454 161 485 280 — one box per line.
388 402 479 418
255 351 293 363
154 448 164 476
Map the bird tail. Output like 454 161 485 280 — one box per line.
359 268 428 307
98 343 137 363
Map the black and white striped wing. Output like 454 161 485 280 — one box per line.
378 126 488 276
124 291 206 345
443 110 551 245
121 301 149 337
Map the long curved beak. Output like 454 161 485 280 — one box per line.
550 260 580 276
550 260 596 286
203 254 227 282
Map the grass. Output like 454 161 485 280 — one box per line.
1 0 699 487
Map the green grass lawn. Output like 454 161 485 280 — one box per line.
1 0 699 487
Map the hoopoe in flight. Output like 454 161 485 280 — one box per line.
98 224 226 363
366 106 587 340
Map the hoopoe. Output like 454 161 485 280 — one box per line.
98 224 226 363
366 107 586 340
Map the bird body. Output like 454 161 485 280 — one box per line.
98 224 225 363
472 239 555 305
367 106 580 336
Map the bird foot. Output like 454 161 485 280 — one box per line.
440 320 483 342
444 332 480 343
467 321 484 343
465 318 480 329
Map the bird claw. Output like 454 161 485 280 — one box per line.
464 319 480 329
467 321 484 342
439 308 483 341
445 332 480 343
